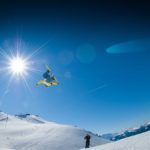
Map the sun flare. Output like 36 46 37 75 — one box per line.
0 38 49 93
9 56 27 75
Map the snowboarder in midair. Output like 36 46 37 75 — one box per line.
84 134 91 148
36 64 59 87
43 69 55 83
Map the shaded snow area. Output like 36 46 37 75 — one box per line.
81 131 150 150
0 112 109 150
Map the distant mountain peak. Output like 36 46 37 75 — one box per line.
102 121 150 141
15 113 47 124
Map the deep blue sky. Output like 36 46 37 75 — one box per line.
0 0 150 134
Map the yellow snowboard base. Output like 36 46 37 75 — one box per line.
36 80 58 87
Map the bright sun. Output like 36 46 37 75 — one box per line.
9 57 27 75
0 38 46 92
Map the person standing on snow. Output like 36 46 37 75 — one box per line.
84 134 91 148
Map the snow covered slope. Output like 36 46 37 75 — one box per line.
82 131 150 150
0 112 109 150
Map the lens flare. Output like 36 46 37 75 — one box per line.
0 38 50 95
9 56 27 75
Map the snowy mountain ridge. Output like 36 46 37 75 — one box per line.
0 112 109 150
15 113 48 124
102 121 150 141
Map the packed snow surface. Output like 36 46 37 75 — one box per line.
82 131 150 150
0 112 109 150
